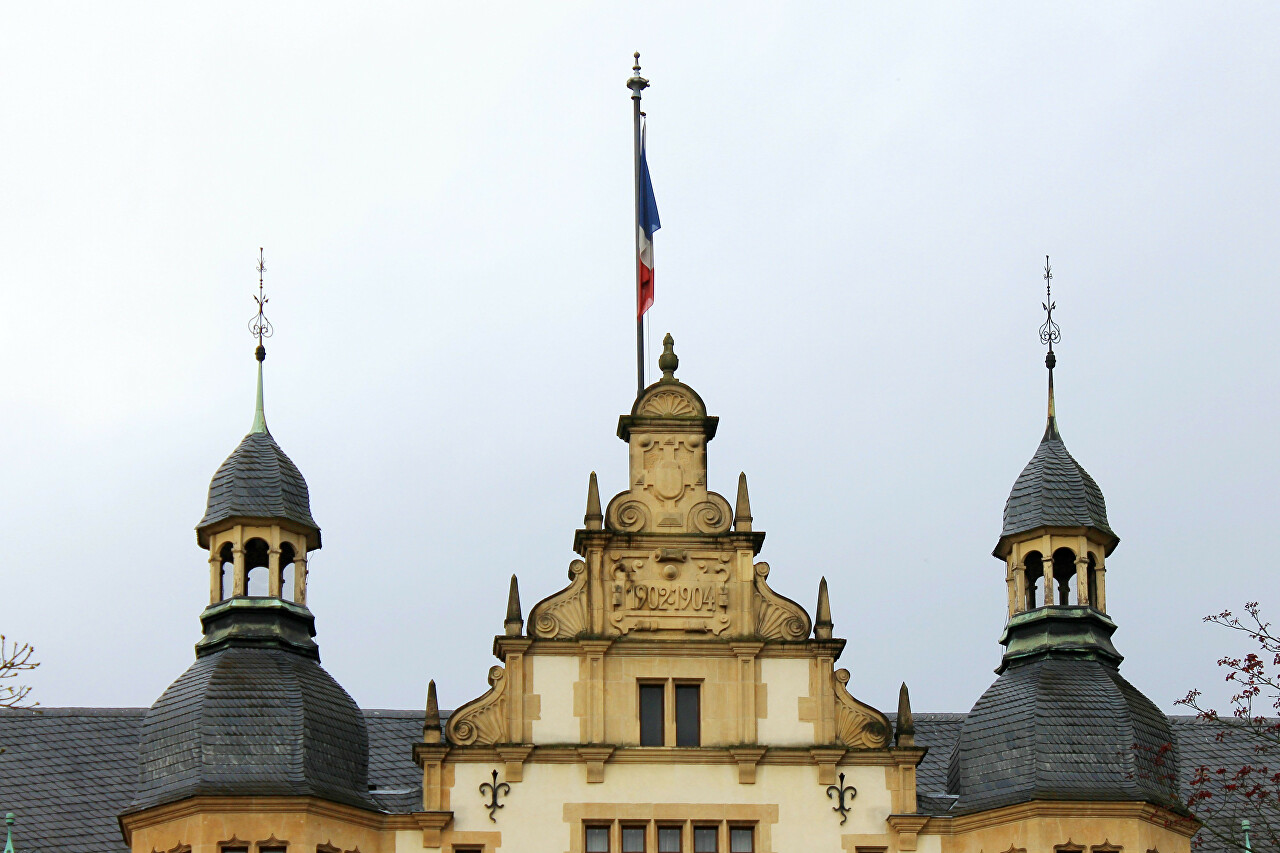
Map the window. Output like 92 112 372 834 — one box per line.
638 681 701 747
622 827 646 853
729 828 753 853
657 827 682 853
693 827 718 853
675 684 700 746
586 826 611 853
640 683 665 746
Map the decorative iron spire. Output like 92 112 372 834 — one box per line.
249 249 272 435
1039 256 1060 438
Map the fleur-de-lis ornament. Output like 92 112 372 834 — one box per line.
826 772 858 825
479 769 510 822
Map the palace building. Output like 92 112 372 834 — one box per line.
0 304 1224 853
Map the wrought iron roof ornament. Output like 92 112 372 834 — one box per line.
1040 255 1060 358
249 248 273 363
248 248 272 435
1039 256 1061 431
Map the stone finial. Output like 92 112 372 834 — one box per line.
423 680 443 743
814 576 833 639
734 472 753 532
658 332 679 380
505 575 524 637
895 682 915 747
585 471 603 530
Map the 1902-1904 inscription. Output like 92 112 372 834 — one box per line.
627 581 725 613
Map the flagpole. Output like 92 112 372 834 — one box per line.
628 53 649 396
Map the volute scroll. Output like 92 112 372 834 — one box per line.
446 665 509 746
753 562 812 641
529 560 590 639
833 668 891 749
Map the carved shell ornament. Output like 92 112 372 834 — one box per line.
640 389 698 417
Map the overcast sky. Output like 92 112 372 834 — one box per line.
1 4 1276 720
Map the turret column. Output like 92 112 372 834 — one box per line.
232 544 246 596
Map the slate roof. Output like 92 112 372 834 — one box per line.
196 431 319 545
0 709 1240 853
129 647 376 813
947 656 1179 815
1001 419 1114 541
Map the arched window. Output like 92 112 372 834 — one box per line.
245 538 270 597
280 542 297 601
216 543 233 601
1023 551 1043 610
1052 548 1076 605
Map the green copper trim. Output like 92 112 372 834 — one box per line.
5 812 14 853
250 360 269 435
997 605 1123 673
196 596 318 659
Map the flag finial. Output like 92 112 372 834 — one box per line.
627 53 649 96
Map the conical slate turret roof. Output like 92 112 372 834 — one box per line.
196 359 320 548
1000 417 1113 541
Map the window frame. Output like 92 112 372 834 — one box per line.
638 681 666 747
585 824 613 853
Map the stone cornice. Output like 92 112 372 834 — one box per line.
927 800 1201 838
118 795 388 845
441 743 924 767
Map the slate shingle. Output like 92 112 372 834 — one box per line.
196 431 319 543
947 657 1179 815
0 708 1242 853
129 647 376 814
1002 421 1114 540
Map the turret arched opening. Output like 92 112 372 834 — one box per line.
244 538 270 597
1052 547 1076 605
279 542 297 601
215 543 233 602
1022 551 1043 611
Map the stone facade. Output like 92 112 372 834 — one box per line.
114 335 1199 853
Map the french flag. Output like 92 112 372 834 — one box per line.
637 129 661 318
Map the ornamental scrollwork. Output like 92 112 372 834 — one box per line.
530 560 590 639
607 498 650 532
445 665 508 746
833 668 891 749
753 562 812 641
689 496 732 534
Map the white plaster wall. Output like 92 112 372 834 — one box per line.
756 658 812 746
916 831 943 853
447 761 894 852
530 655 580 744
393 829 423 853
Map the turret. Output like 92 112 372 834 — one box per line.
948 259 1179 816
